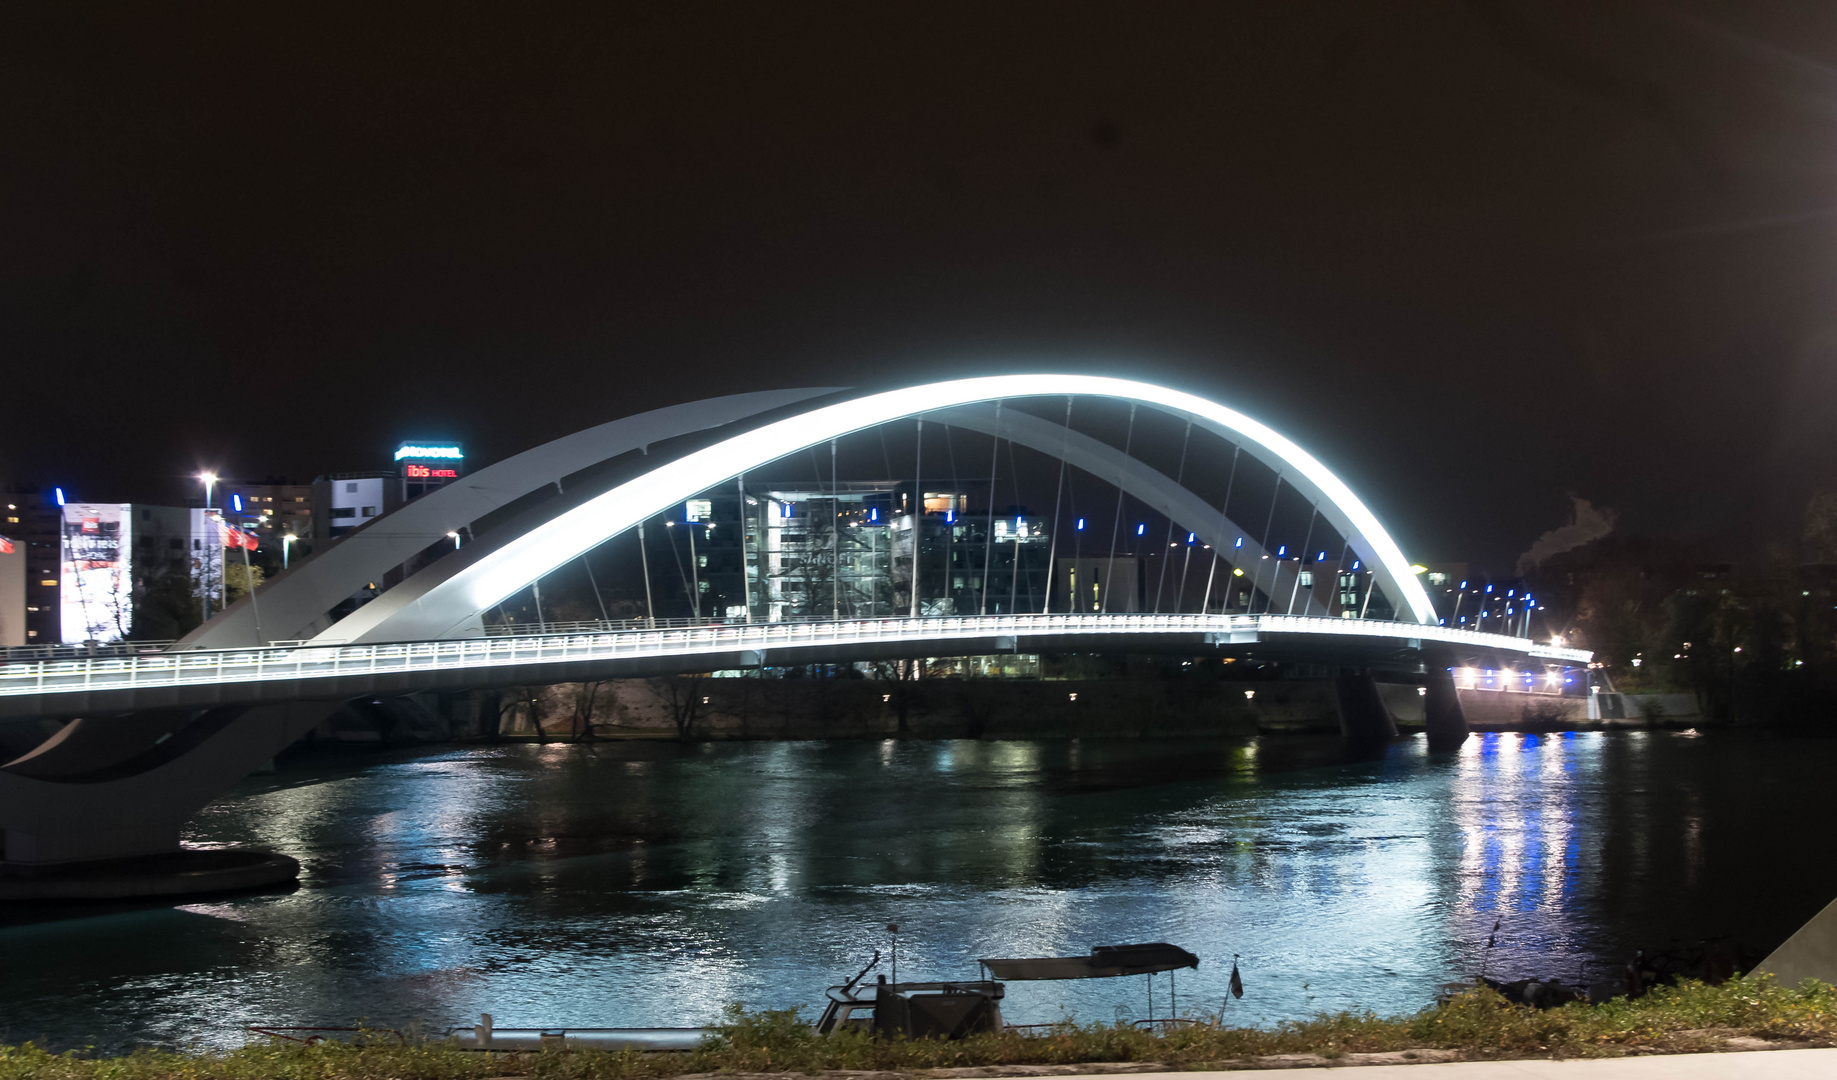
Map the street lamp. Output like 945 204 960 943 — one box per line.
447 530 462 550
282 533 297 570
198 472 217 510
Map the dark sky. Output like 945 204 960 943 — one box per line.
4 3 1836 572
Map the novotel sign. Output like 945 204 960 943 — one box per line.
395 444 464 461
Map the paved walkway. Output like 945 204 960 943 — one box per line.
1133 1048 1837 1077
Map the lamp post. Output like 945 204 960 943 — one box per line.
282 533 297 570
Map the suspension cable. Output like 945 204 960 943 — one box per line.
1068 463 1082 607
911 418 923 618
1154 420 1193 614
831 439 840 620
944 422 960 615
1176 535 1195 615
1285 504 1319 615
979 402 1003 616
583 550 610 623
1101 404 1137 614
1007 437 1025 614
637 522 656 627
736 473 753 624
804 445 827 620
1248 475 1283 614
1333 538 1353 617
1041 396 1072 614
664 518 695 620
1202 445 1241 615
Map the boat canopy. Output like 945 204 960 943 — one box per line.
979 943 1199 981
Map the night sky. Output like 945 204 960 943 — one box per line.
4 4 1835 573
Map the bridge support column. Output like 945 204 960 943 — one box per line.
1334 672 1398 743
0 700 336 897
1423 669 1469 753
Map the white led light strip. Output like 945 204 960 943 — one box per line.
327 376 1438 643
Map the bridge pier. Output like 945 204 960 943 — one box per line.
1423 669 1469 753
1333 672 1398 744
0 700 334 897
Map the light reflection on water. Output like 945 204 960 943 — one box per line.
3 731 1835 1053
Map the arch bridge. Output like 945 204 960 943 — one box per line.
0 375 1589 867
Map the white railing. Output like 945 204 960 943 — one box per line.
0 614 1592 703
0 640 179 662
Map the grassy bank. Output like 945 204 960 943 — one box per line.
6 977 1836 1079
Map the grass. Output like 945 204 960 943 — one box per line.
4 976 1834 1079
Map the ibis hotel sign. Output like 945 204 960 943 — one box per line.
396 443 464 491
396 443 462 479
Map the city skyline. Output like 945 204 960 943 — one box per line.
4 6 1835 570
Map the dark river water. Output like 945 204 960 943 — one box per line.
5 731 1837 1052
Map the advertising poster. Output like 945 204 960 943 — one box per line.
61 502 133 643
0 532 22 646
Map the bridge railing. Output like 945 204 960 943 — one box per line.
0 613 1592 703
0 640 180 663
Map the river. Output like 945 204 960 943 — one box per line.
4 730 1835 1052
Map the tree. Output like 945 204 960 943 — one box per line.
870 657 924 735
1805 493 1837 563
570 680 603 740
224 560 265 604
131 571 201 641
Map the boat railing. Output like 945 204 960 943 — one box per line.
1131 1017 1213 1033
248 1026 406 1044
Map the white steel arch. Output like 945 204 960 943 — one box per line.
317 375 1436 644
181 387 840 649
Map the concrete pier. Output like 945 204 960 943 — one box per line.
1334 671 1398 742
1424 669 1469 752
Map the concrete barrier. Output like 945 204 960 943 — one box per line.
1756 894 1837 987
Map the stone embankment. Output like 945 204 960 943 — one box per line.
291 675 1695 746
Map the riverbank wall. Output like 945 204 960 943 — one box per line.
300 676 1336 744
295 678 1692 747
501 675 1304 740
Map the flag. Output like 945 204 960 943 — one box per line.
219 523 259 551
0 536 13 554
1229 958 1243 999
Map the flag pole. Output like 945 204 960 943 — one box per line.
237 528 264 645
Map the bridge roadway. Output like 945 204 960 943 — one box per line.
0 612 1591 721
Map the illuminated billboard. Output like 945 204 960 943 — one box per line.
395 443 463 461
61 503 133 643
398 442 465 502
0 531 22 646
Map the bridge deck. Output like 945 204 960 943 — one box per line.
0 613 1591 720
